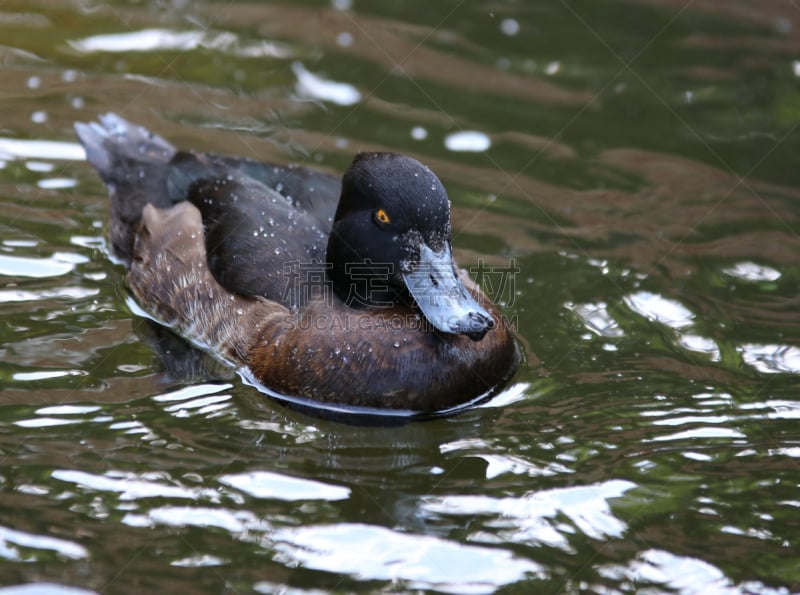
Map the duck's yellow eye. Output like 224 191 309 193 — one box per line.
374 208 391 224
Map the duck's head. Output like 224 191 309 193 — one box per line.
326 152 495 341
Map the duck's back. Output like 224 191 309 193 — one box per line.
76 114 341 307
167 151 339 307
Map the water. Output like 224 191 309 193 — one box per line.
1 0 799 592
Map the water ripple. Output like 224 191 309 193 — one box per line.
0 525 87 561
648 427 746 443
567 301 624 338
0 252 87 279
152 383 234 418
739 343 800 374
219 470 350 501
272 523 544 593
623 291 694 329
419 479 635 551
0 138 84 160
69 28 289 59
722 262 782 282
0 287 99 303
292 61 361 106
598 549 739 593
444 130 492 153
51 469 220 502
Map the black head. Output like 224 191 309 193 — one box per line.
326 152 494 340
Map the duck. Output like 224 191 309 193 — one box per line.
75 113 520 413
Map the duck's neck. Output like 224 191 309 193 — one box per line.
326 229 409 309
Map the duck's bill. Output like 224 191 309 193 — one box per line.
402 243 495 341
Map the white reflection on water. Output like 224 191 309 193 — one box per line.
13 417 76 428
0 583 97 595
476 454 573 479
292 61 361 106
162 394 231 417
71 29 206 52
444 130 492 152
236 418 321 443
151 383 233 402
420 479 634 551
0 252 87 278
768 446 800 458
171 554 226 568
0 138 84 161
439 437 490 454
678 334 721 361
272 523 544 594
739 399 800 420
37 177 77 189
119 507 260 556
567 301 624 338
476 382 531 409
123 506 264 533
25 160 54 172
12 370 88 383
614 290 724 361
599 549 792 594
219 470 350 501
36 405 99 415
739 344 800 374
0 525 88 561
152 383 234 418
69 28 288 59
52 470 220 502
570 293 724 360
623 291 694 329
118 506 542 593
12 396 109 428
648 427 746 442
69 235 105 250
597 549 735 593
0 287 99 303
722 262 781 282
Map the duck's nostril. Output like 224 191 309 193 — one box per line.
453 311 494 341
473 311 495 330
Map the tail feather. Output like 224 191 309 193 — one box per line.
75 113 177 263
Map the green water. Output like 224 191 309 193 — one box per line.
1 0 799 592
